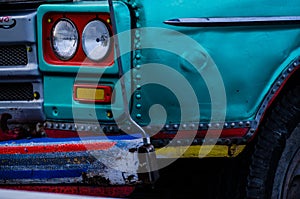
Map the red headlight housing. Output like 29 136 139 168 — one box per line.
42 12 114 67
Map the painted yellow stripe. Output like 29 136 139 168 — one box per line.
76 88 105 100
155 145 246 158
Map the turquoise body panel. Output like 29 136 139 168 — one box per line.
130 0 300 125
37 0 300 126
37 1 132 121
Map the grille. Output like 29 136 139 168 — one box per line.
0 45 28 66
0 83 33 101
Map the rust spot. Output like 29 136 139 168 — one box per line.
82 172 111 186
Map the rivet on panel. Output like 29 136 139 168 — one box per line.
276 81 281 86
136 93 141 99
190 123 196 129
135 31 140 39
136 114 142 119
135 11 140 18
67 124 73 130
250 128 256 133
136 103 142 109
135 53 141 60
246 121 251 127
136 74 141 80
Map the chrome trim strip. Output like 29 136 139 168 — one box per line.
164 16 300 27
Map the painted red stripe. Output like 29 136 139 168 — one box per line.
0 185 135 198
0 142 116 154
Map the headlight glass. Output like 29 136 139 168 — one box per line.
51 19 78 60
82 20 110 61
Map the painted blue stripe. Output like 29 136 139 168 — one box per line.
0 134 141 145
0 169 85 180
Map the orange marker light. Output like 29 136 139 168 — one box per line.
74 84 112 103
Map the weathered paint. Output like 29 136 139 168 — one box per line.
0 136 144 186
37 1 132 122
0 185 134 198
156 145 246 158
130 0 300 124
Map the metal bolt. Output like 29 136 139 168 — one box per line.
135 31 140 39
136 104 142 109
136 93 141 99
246 121 251 127
135 11 140 18
276 81 281 86
67 124 73 130
136 74 141 80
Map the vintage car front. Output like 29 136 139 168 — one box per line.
1 0 300 198
0 0 157 197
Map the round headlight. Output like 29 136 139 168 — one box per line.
51 19 79 60
82 20 110 61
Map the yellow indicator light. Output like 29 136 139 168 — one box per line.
106 111 113 118
47 18 52 23
76 88 105 101
106 18 111 24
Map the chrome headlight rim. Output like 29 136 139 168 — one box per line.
51 18 79 61
82 19 111 62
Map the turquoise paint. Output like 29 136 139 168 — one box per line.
38 0 300 125
130 0 300 124
38 1 132 121
44 75 126 121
